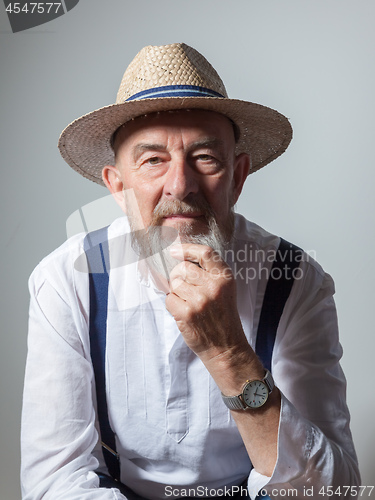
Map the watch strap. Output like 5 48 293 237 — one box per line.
263 369 275 393
221 392 247 410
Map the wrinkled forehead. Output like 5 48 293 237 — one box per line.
112 109 239 154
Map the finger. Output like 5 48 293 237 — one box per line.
165 290 191 319
170 243 229 275
169 276 193 301
169 260 204 285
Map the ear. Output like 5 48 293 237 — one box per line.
232 153 251 205
102 165 126 210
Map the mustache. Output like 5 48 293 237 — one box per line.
150 197 216 226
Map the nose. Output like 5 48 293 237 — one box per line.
163 156 199 200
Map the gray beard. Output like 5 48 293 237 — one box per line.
125 195 234 279
145 218 229 279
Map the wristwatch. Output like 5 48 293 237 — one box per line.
221 370 275 410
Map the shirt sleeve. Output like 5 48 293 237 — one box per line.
248 260 361 499
20 257 127 500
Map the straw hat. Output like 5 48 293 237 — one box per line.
58 43 292 186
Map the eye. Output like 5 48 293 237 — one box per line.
193 153 222 174
197 154 213 161
146 156 162 166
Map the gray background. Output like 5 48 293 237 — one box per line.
1 0 374 498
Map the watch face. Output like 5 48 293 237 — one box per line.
242 380 269 408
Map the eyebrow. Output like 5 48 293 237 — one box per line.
132 143 167 161
132 137 228 162
187 137 225 151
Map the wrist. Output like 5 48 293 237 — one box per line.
202 344 265 395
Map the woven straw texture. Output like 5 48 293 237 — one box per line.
58 43 292 186
116 44 228 103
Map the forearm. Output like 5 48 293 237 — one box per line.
205 349 360 499
21 329 123 500
202 345 280 476
22 272 126 500
259 394 361 499
202 340 360 497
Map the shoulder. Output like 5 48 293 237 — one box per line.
29 216 130 295
29 232 87 294
233 213 331 289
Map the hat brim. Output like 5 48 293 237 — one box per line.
58 96 292 186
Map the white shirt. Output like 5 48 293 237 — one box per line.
21 214 360 500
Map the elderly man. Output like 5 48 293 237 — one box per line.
21 43 360 499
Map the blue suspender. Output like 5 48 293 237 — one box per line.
84 227 120 481
255 238 303 371
85 229 302 492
